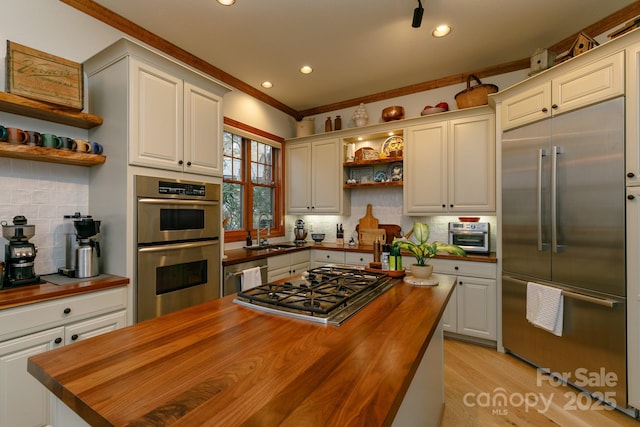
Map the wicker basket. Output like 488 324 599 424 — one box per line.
454 75 498 109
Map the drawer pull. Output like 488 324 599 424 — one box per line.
71 334 79 341
63 307 71 314
54 337 62 344
454 266 459 270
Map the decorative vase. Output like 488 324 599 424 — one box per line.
352 103 369 127
411 264 433 279
325 117 333 132
334 115 342 130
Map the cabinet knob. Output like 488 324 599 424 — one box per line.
326 255 330 258
541 107 548 113
63 307 71 314
359 257 364 262
628 172 636 178
628 195 636 200
458 281 463 285
186 161 192 166
71 334 79 341
54 337 62 344
449 204 454 208
178 160 184 165
454 266 459 270
442 204 446 208
551 104 558 109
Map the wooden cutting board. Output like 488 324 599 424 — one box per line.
358 204 379 231
359 228 386 245
356 224 402 241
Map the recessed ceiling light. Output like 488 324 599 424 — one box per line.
261 81 273 89
432 25 451 38
216 0 236 5
300 65 313 74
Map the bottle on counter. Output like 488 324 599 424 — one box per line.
389 245 402 271
373 238 381 262
381 244 391 270
246 230 253 246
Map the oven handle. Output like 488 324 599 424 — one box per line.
138 198 219 206
138 240 219 253
225 265 268 279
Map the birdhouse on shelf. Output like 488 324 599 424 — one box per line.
569 32 598 57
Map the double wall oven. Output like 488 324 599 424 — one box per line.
136 176 220 322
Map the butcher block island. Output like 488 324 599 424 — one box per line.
28 273 456 427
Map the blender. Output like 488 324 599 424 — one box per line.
73 218 102 279
2 215 39 288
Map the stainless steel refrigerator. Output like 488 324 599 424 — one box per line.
501 97 628 409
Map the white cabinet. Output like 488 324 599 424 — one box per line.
501 51 624 131
127 56 223 175
345 251 370 267
627 42 640 186
404 111 495 214
267 250 310 281
0 287 128 427
285 138 349 214
627 187 640 409
430 259 497 341
311 249 346 268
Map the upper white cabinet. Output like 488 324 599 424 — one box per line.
85 39 228 177
285 137 349 214
404 109 495 215
500 51 624 131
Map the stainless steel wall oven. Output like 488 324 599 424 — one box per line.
136 175 220 322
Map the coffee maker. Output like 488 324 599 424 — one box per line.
2 215 39 288
73 218 101 279
59 212 92 277
294 219 307 245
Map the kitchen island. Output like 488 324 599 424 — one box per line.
28 273 455 426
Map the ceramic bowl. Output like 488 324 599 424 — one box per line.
311 233 325 243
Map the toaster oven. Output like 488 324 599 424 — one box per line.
448 222 490 253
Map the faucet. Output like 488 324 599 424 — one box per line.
257 213 271 246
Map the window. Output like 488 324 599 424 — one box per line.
222 124 284 243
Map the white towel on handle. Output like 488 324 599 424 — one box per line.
241 266 262 291
526 282 564 336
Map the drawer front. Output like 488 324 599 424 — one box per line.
430 259 497 279
345 252 370 266
0 286 128 341
312 250 345 265
267 253 290 270
289 249 310 265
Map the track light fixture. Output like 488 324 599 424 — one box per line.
412 0 424 28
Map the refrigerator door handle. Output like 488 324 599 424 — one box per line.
537 148 549 251
551 146 565 253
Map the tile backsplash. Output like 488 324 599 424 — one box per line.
0 158 89 275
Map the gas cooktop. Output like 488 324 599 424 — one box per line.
233 265 396 326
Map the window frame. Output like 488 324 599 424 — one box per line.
223 118 285 243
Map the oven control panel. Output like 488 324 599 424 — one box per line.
158 181 206 197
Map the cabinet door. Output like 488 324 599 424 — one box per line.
0 327 64 427
627 43 640 186
627 187 640 409
64 311 127 345
441 286 457 332
183 82 223 176
311 138 342 213
345 251 369 267
286 142 312 213
448 114 495 212
404 122 447 214
129 58 183 171
553 51 624 116
456 277 496 340
500 83 551 131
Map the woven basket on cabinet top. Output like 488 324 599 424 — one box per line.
454 74 498 109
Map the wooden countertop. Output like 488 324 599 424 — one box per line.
224 242 497 265
0 275 130 310
28 274 456 426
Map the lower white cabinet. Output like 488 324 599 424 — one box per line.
429 259 497 341
268 250 311 281
311 249 346 268
0 287 128 427
344 251 371 267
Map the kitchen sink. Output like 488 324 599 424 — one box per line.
244 244 299 252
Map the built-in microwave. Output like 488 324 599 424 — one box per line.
448 222 490 254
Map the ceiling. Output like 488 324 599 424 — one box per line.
91 0 637 114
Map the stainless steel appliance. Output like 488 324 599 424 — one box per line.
234 265 396 325
136 176 221 322
223 258 268 296
1 215 39 288
501 97 629 410
59 212 92 277
294 219 307 244
74 218 101 279
448 222 490 253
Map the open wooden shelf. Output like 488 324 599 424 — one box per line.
0 92 103 129
343 156 403 167
0 143 106 166
343 181 403 189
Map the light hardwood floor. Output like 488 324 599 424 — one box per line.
441 338 640 426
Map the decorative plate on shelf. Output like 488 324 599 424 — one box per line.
387 162 403 181
380 135 404 156
351 167 373 183
373 170 387 182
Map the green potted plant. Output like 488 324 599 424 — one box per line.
393 221 466 278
